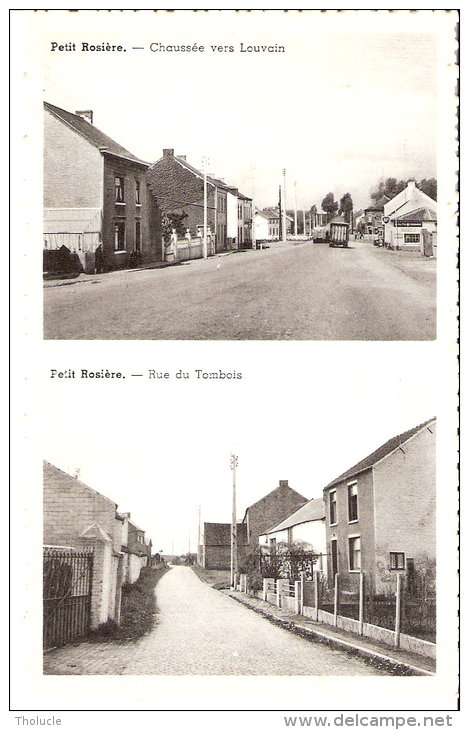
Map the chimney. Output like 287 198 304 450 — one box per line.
279 480 289 488
75 109 93 124
163 148 174 157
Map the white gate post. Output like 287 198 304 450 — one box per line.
276 579 282 607
263 577 268 602
314 571 320 621
334 573 339 627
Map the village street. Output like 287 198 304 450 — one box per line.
43 566 387 675
43 241 436 340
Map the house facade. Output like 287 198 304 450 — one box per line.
44 102 161 273
323 419 436 594
363 195 390 239
384 181 437 252
146 149 229 253
259 498 327 576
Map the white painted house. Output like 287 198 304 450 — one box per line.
259 497 327 576
383 181 437 252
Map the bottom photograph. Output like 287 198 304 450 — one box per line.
42 415 436 678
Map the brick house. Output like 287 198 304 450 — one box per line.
43 461 153 637
323 419 436 594
363 195 390 239
199 480 307 570
146 149 229 253
259 498 327 576
44 102 161 272
200 522 249 570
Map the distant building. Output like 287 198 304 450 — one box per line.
43 102 161 273
323 419 436 593
363 195 390 238
200 522 249 570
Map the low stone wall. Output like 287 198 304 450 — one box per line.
302 605 436 659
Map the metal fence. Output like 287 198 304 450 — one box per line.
43 547 93 650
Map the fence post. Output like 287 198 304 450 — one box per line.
394 572 404 648
276 579 282 608
358 571 364 636
295 580 301 615
263 578 268 602
334 573 339 627
314 571 320 621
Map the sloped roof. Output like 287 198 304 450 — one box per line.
44 102 149 166
43 461 118 508
246 483 307 515
325 418 436 489
395 206 437 223
203 522 248 546
265 498 325 535
44 208 101 233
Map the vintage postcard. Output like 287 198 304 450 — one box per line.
10 7 459 722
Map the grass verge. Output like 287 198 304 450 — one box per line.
191 564 231 590
88 565 169 643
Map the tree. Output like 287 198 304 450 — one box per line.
418 178 437 201
370 177 437 203
162 210 189 243
339 193 354 224
321 193 339 222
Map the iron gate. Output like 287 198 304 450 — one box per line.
43 547 93 649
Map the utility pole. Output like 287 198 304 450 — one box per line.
202 156 209 259
251 163 256 250
197 505 201 565
278 185 283 242
282 169 287 243
303 209 307 239
294 180 298 236
230 453 238 587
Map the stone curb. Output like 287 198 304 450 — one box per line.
228 593 434 677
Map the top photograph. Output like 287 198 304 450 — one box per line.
37 10 457 340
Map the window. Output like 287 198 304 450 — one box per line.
329 490 337 524
404 233 420 243
135 220 141 252
135 180 141 206
114 220 125 251
115 176 125 203
349 536 361 571
348 481 358 522
389 552 405 570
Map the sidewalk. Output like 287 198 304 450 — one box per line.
226 590 436 677
43 247 251 288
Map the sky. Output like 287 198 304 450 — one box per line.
42 344 438 556
35 10 438 210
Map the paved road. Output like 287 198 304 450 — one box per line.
44 567 386 675
43 241 436 340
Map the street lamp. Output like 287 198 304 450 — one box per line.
230 453 238 587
